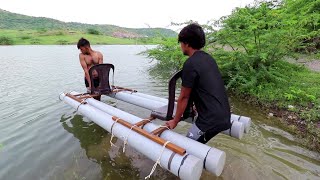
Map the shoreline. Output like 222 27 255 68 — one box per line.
230 92 320 152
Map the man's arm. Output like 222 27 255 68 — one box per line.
79 54 91 89
166 86 192 129
98 52 103 64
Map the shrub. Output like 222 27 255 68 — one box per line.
0 36 14 45
87 28 101 35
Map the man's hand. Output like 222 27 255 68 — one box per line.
87 87 91 94
166 119 179 129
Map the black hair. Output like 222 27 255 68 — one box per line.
77 38 90 49
178 23 206 49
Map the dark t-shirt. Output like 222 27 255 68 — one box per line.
182 50 231 132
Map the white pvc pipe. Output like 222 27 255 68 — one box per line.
109 92 167 110
231 114 251 133
130 91 168 103
60 93 203 180
108 91 244 139
77 92 226 176
124 91 251 134
222 121 244 139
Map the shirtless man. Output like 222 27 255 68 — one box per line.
77 38 103 94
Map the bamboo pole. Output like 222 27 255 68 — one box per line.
77 94 101 99
111 116 186 155
111 85 137 92
66 94 87 104
151 127 169 136
134 117 155 127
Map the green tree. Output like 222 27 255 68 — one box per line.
0 36 14 45
146 38 186 73
87 28 101 35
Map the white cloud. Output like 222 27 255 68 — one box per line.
0 0 255 30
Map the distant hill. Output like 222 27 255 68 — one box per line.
0 9 177 38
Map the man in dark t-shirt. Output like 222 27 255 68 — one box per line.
166 23 231 144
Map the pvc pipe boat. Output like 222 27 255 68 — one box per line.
60 92 205 179
60 92 227 178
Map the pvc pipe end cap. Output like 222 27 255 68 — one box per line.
205 148 226 176
178 155 203 180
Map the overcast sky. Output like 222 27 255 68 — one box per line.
0 0 255 30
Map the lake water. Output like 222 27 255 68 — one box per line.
0 45 319 180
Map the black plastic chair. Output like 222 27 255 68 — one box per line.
89 64 115 95
151 70 195 121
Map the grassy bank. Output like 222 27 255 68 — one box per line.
0 29 162 45
223 59 320 150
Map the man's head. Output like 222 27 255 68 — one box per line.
77 38 91 55
178 23 206 56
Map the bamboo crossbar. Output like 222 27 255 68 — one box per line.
111 85 137 92
111 116 186 155
151 127 168 136
66 94 87 104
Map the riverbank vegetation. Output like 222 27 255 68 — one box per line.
146 0 320 150
0 8 176 45
0 29 164 45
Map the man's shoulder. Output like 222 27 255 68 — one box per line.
195 50 212 58
193 51 216 63
184 54 198 66
79 53 85 59
187 51 205 61
183 57 197 72
95 51 103 56
183 57 192 67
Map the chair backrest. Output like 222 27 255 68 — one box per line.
166 70 182 120
151 70 195 120
89 63 115 94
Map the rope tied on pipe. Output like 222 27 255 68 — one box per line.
122 124 138 153
110 117 121 147
110 116 185 156
110 75 119 105
59 91 72 101
145 141 171 179
58 92 65 101
76 99 87 112
158 125 170 130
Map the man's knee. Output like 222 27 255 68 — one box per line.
199 129 220 144
186 123 204 141
186 123 220 144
